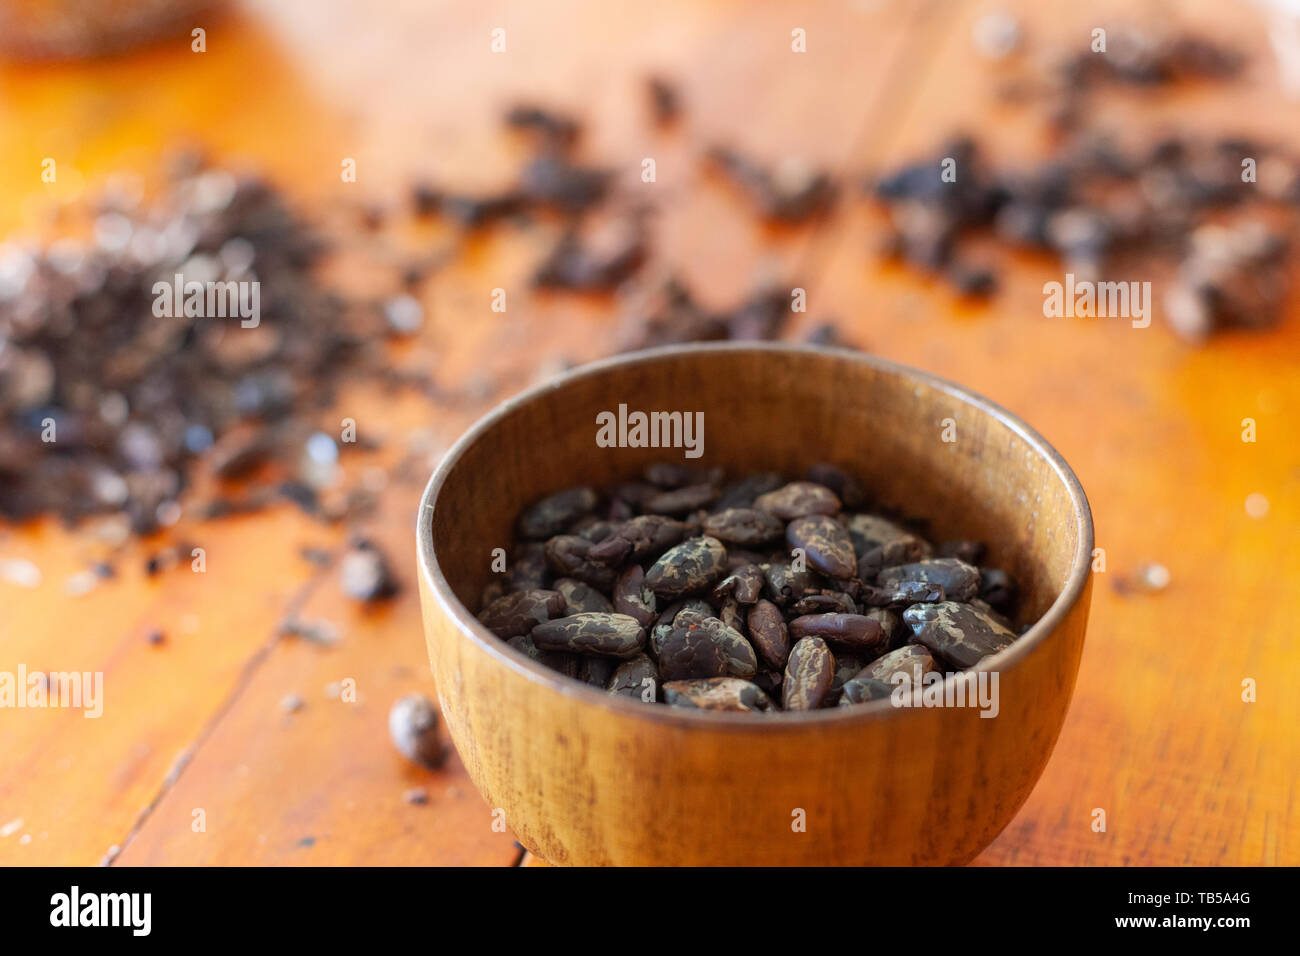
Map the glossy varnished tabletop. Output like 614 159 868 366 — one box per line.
0 0 1295 865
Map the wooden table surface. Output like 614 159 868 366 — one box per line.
1 0 1296 866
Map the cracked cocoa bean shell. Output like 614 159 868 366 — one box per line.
530 612 646 658
783 636 835 710
663 677 774 712
644 535 727 598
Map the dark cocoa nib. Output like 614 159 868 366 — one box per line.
609 654 659 700
783 636 835 711
707 146 838 223
837 676 895 706
616 277 804 352
507 634 581 678
714 471 785 510
507 542 550 591
789 591 857 616
679 610 757 679
644 462 723 489
747 599 791 670
701 508 785 546
845 513 932 567
533 221 647 291
762 561 819 608
644 536 727 598
978 567 1018 614
657 623 731 681
478 588 566 638
829 651 868 694
0 160 393 533
863 644 938 683
578 656 619 688
543 535 617 589
642 482 718 516
869 42 1299 342
877 558 980 603
530 612 646 659
518 487 599 540
711 563 766 605
504 104 581 149
554 577 614 615
646 76 681 126
753 481 841 520
786 514 856 578
340 538 399 603
663 677 773 712
805 463 867 509
587 514 686 565
903 601 1016 669
789 613 887 654
718 596 745 633
492 463 1029 713
612 564 657 629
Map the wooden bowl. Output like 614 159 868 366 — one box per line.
416 343 1093 866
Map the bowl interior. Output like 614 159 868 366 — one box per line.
426 344 1090 672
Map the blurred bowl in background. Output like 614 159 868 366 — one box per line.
0 0 222 59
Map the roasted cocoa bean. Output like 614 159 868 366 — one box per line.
492 463 1033 715
644 536 727 598
554 577 614 615
714 471 785 509
701 508 785 546
663 677 774 712
844 513 932 566
877 558 980 602
507 542 551 591
718 596 745 634
978 567 1017 613
753 481 841 520
643 483 718 515
789 613 887 654
578 656 619 687
587 514 686 565
612 564 657 628
790 590 858 615
684 611 758 679
763 561 820 607
608 654 659 700
829 651 869 702
746 598 791 670
711 563 766 604
806 463 867 509
531 612 646 658
478 588 566 638
506 634 581 678
786 514 857 579
657 623 731 681
544 535 618 589
902 601 1016 668
862 644 937 683
783 636 835 710
837 676 895 706
518 487 599 539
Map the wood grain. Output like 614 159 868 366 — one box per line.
420 344 1093 866
0 0 1296 865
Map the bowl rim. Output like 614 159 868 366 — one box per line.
416 342 1094 728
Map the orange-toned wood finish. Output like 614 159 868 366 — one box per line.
0 0 1296 865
